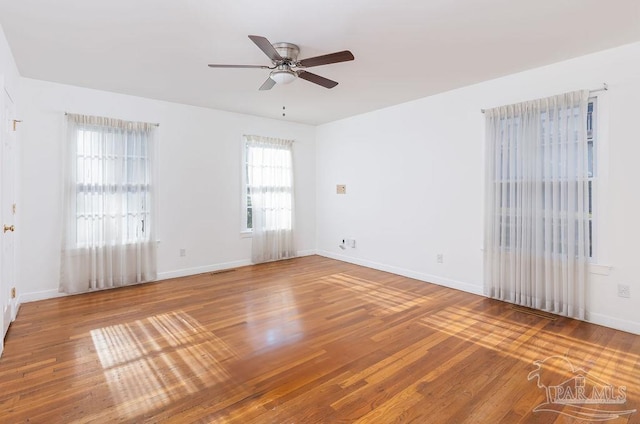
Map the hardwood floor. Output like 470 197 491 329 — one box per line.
0 255 638 423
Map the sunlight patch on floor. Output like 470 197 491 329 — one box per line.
89 310 237 419
418 305 640 389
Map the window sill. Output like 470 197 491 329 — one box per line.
240 230 253 238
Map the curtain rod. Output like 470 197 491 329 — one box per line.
480 83 608 113
64 112 160 127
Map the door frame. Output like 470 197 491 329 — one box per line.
0 78 18 355
0 76 5 354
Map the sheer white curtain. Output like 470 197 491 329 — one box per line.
484 90 590 319
60 114 157 294
246 135 295 263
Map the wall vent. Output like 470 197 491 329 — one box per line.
509 305 558 320
210 269 237 276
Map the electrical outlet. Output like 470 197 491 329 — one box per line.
179 248 186 257
336 184 346 194
617 284 630 298
347 238 356 248
436 253 444 264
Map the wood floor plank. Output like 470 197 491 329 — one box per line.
0 255 638 423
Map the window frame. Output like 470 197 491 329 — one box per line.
73 124 153 247
240 135 294 236
492 98 596 259
240 138 252 236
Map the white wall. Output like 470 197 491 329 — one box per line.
0 25 19 99
316 41 640 334
19 78 316 301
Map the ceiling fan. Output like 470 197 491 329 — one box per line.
208 35 354 90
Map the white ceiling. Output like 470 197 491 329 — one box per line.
1 0 639 125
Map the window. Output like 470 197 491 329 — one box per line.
75 126 152 246
241 134 295 262
484 90 592 319
241 135 293 233
241 140 253 231
494 98 596 258
61 114 157 294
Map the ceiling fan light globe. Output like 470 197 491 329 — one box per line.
270 70 297 85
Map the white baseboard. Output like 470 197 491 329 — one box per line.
296 249 317 257
316 250 484 296
17 264 256 303
587 312 640 335
157 251 317 280
19 289 65 304
157 259 254 280
157 250 318 280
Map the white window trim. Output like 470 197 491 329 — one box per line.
589 91 610 269
240 135 252 236
240 134 295 237
585 96 597 263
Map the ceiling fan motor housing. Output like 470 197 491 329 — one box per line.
269 42 299 85
272 42 300 63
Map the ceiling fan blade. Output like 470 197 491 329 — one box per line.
259 77 276 91
208 64 270 69
248 35 283 62
298 50 354 68
298 71 338 89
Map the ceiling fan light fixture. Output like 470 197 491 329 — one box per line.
270 69 297 85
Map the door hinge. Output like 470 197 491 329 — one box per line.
12 203 16 215
12 119 22 132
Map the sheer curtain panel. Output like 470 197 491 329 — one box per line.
484 90 590 319
246 135 295 263
60 114 157 294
